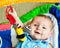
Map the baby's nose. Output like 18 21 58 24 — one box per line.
37 25 42 30
36 26 43 34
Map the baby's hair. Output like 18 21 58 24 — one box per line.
31 15 52 23
37 15 51 20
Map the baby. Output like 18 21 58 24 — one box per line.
6 6 53 48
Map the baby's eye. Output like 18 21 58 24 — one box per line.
42 27 46 29
34 24 38 26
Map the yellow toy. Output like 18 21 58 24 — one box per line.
15 27 26 41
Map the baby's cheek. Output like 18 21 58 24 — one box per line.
43 33 48 37
30 31 34 35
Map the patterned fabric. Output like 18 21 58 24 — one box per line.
49 6 60 28
0 29 12 48
0 24 11 30
49 6 60 48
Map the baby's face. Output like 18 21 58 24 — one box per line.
29 16 53 40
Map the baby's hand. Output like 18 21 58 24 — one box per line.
6 6 23 27
6 6 17 24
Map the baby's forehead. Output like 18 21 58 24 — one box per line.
33 16 52 22
33 16 52 24
35 15 50 19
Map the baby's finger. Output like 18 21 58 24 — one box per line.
9 11 14 16
10 6 13 12
10 6 17 15
12 8 17 14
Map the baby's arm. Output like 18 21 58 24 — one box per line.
6 6 26 41
6 6 23 27
49 43 53 48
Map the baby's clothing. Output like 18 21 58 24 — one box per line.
16 32 50 48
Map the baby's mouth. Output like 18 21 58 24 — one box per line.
35 31 40 34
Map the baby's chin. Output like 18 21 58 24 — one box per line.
32 36 48 40
34 38 47 40
35 37 48 40
32 36 41 40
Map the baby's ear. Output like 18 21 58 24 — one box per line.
26 21 31 29
26 21 31 26
49 29 54 37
